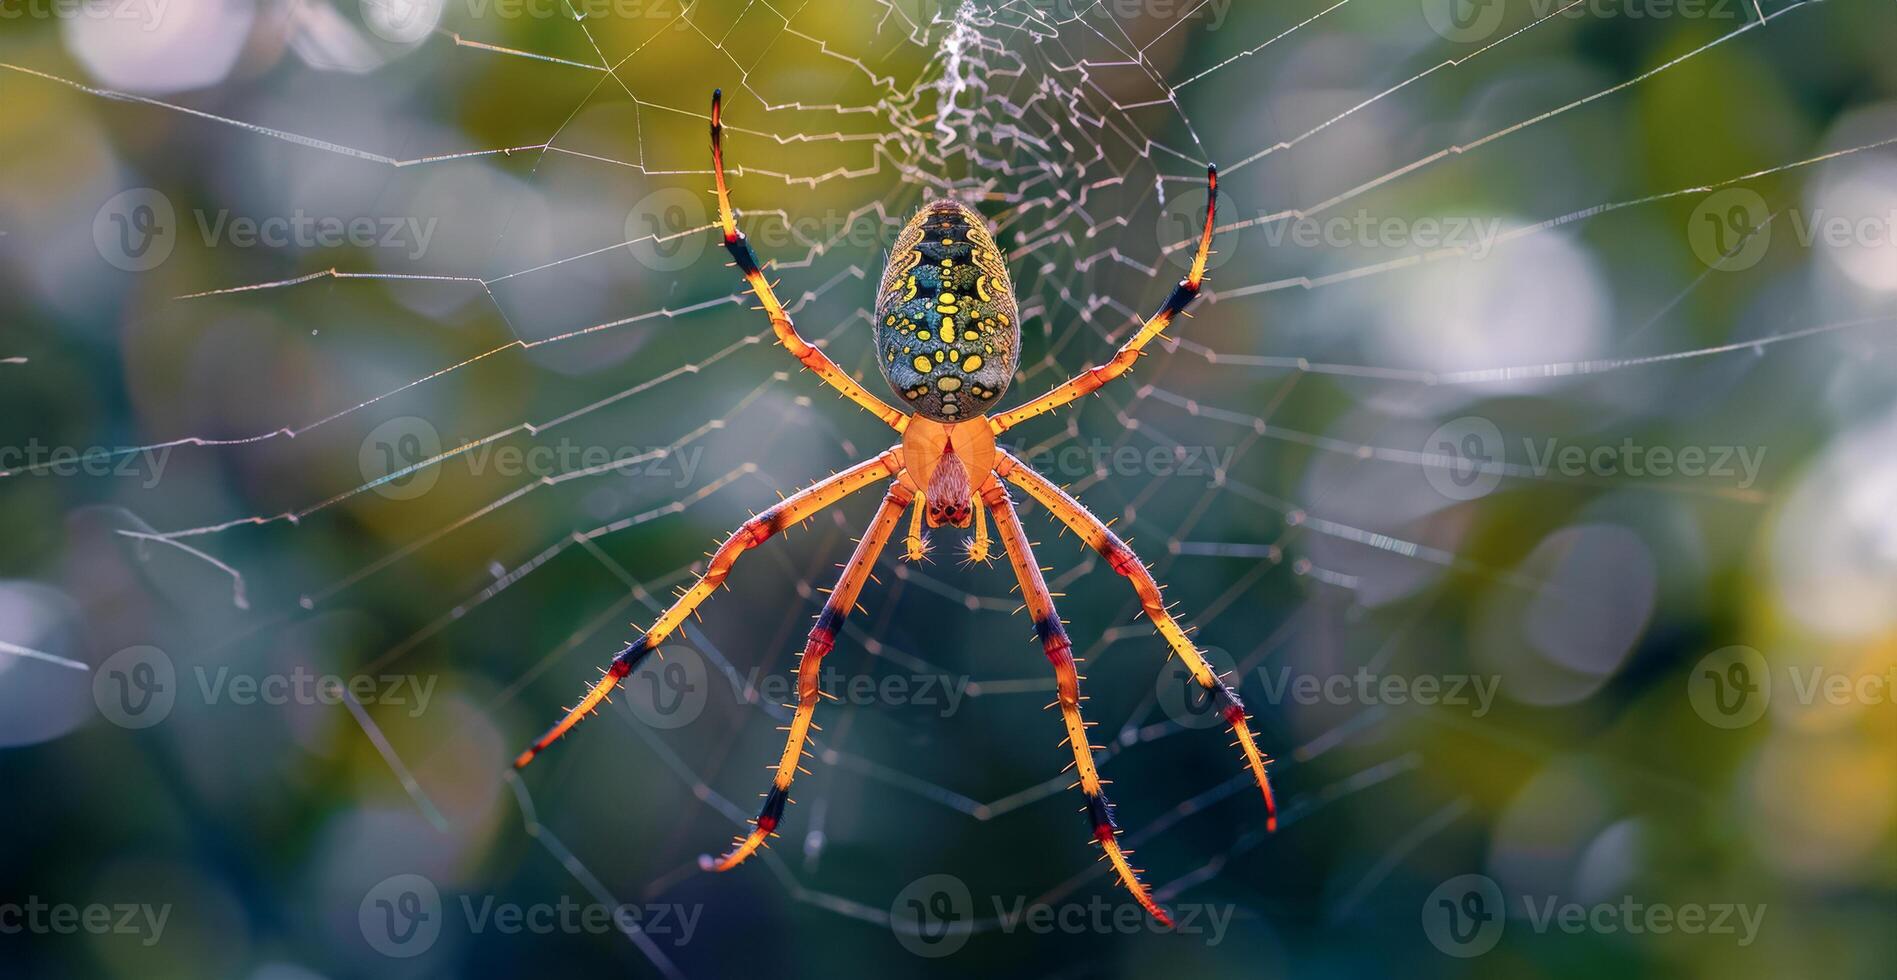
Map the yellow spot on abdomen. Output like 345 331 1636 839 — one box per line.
912 355 933 373
963 354 984 372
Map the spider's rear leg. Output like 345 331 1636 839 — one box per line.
996 449 1277 827
984 481 1173 927
513 450 902 769
703 480 913 871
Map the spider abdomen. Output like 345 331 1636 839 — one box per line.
873 201 1020 422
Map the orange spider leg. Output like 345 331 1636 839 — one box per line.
903 490 929 561
984 482 1173 927
513 449 903 769
989 164 1217 435
710 89 908 433
996 449 1277 828
964 496 992 564
704 479 914 871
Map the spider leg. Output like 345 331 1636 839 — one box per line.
513 448 903 769
964 496 993 564
704 479 914 871
995 449 1276 828
710 89 908 433
903 489 929 561
983 481 1174 927
988 164 1217 435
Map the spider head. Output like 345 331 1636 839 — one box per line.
925 495 973 529
924 446 974 528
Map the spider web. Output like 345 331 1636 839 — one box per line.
5 0 1896 975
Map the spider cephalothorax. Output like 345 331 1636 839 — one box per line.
514 90 1275 928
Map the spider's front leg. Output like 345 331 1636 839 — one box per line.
996 449 1277 828
988 164 1218 435
984 481 1174 926
512 449 902 769
703 479 913 870
710 89 908 433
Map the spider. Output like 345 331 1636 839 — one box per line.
514 90 1276 926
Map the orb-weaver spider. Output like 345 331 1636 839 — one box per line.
514 90 1276 926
